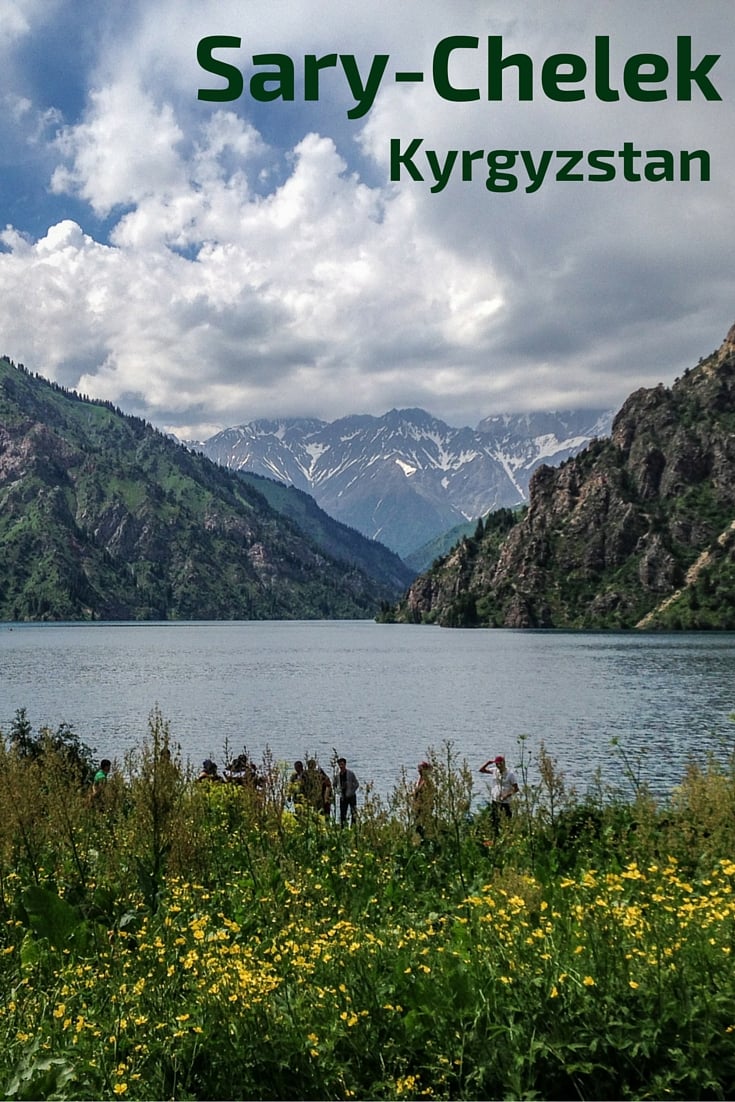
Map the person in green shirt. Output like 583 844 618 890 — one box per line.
90 759 111 804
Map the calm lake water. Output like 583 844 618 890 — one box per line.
1 620 734 803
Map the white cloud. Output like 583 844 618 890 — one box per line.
0 0 49 48
0 0 733 434
50 82 186 216
0 103 507 434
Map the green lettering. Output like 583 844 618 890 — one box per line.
676 36 721 101
426 148 458 193
555 150 584 182
644 150 675 181
680 149 710 181
520 149 553 192
342 54 390 119
462 149 485 181
587 149 616 181
541 54 586 101
593 37 619 102
197 36 243 103
250 54 295 103
390 137 424 182
304 54 338 101
433 37 479 102
623 54 668 101
485 149 519 192
487 37 533 100
619 141 642 181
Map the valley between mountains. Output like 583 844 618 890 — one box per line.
195 407 612 562
2 323 734 628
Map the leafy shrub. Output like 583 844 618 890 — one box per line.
0 717 734 1099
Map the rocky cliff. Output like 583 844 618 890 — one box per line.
391 325 735 629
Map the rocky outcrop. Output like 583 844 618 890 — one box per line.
395 325 735 629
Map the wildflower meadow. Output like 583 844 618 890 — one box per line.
1 708 735 1100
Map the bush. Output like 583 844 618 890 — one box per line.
0 717 734 1099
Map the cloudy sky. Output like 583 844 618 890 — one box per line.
0 0 732 438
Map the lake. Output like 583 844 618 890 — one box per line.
1 620 734 804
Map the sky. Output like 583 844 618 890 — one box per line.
0 0 733 440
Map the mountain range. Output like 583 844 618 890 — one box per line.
5 321 734 629
195 408 614 559
0 357 411 621
386 324 735 630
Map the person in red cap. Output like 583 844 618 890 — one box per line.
479 755 519 834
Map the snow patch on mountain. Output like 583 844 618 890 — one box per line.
195 407 614 559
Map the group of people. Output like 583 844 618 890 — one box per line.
288 757 360 827
192 748 520 837
195 753 361 828
196 753 262 788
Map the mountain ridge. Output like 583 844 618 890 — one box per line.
195 407 614 558
0 357 407 621
387 324 735 629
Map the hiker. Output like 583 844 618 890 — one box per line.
288 760 306 806
226 752 262 788
413 761 434 839
479 755 519 833
89 758 111 804
197 759 224 783
304 759 332 817
335 757 359 826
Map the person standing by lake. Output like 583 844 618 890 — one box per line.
93 759 111 787
90 759 111 805
289 760 306 807
479 755 519 834
197 759 224 783
336 757 359 827
413 761 434 840
304 759 333 818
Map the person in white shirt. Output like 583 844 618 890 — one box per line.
479 754 519 834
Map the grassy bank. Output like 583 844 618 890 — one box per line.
0 710 734 1100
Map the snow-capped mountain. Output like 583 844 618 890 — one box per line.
195 408 613 559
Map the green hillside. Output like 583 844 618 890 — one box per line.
234 470 415 592
0 358 394 621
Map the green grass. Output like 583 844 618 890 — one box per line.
1 714 734 1099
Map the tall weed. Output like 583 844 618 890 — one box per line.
0 714 734 1099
